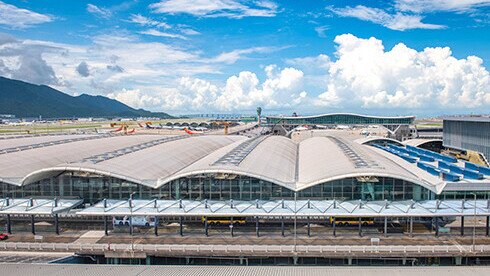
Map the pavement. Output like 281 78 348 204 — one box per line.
2 229 490 247
73 231 106 244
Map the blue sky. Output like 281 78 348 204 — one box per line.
0 0 489 116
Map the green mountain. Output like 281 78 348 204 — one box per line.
0 77 173 119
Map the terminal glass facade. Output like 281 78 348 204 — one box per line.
443 118 490 161
266 114 414 126
0 172 442 204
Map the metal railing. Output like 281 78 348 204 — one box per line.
1 242 490 256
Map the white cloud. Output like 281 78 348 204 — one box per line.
129 14 171 29
0 32 289 112
285 54 330 89
108 88 163 109
0 33 60 85
330 5 445 31
0 32 212 92
209 46 284 64
179 28 200 35
178 77 219 109
314 26 329 38
215 66 304 110
108 77 219 111
3 29 487 114
0 1 53 28
149 0 278 18
395 0 490 13
140 29 187 39
129 15 199 40
315 34 490 110
87 4 112 18
286 54 330 72
108 66 305 112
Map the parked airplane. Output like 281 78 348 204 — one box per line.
184 127 204 135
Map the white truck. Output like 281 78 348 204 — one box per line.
113 216 156 227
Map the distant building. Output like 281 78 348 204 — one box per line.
266 113 415 140
443 116 490 163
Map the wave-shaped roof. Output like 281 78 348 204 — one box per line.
0 133 445 192
267 113 415 120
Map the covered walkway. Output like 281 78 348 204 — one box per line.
0 198 82 235
78 198 490 238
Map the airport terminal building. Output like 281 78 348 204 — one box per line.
0 132 489 205
266 113 415 126
265 113 415 140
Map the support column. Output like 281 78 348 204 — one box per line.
461 216 465 236
454 256 462 266
409 217 413 238
435 217 439 237
154 216 158 236
6 198 11 234
255 217 259 237
103 199 108 236
54 198 59 235
179 217 183 236
486 216 489 237
129 216 133 236
54 214 59 235
307 217 311 237
230 217 234 237
104 216 109 236
358 217 362 237
31 215 35 235
332 217 336 237
6 215 11 234
204 217 208 237
281 217 285 237
384 217 388 237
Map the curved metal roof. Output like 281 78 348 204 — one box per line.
0 134 169 185
0 133 453 193
354 136 404 146
403 138 443 147
267 113 415 120
22 135 245 188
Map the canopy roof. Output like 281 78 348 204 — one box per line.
0 198 82 215
78 199 490 218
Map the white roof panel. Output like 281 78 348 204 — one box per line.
78 199 490 218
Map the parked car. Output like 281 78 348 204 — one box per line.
0 233 9 240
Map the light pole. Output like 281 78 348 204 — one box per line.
129 192 135 253
294 192 297 253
